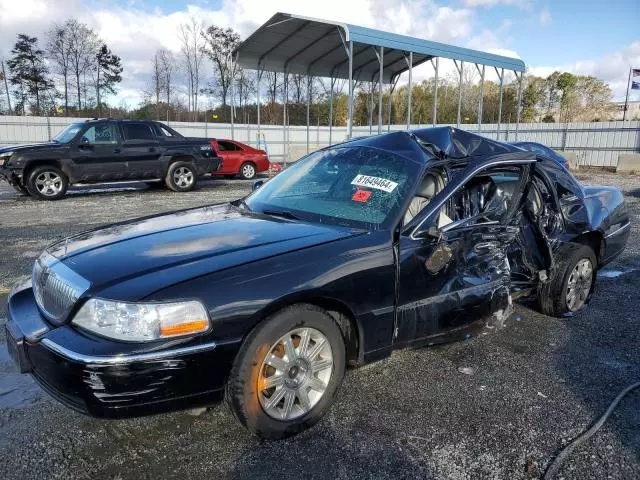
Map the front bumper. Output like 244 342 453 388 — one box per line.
5 286 240 418
0 164 21 185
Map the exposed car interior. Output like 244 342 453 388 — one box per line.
405 166 524 231
403 173 445 225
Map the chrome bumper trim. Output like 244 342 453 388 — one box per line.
40 338 217 365
605 221 631 238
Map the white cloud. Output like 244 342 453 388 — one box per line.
462 0 529 8
529 41 640 101
539 7 551 26
0 0 524 106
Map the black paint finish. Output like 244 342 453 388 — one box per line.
5 127 630 418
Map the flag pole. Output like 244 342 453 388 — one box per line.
623 66 631 122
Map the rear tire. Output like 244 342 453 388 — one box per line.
538 242 597 317
239 162 256 180
225 304 345 440
25 166 68 200
165 161 197 192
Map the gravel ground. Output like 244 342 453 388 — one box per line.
0 172 639 480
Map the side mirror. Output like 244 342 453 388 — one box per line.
252 180 264 191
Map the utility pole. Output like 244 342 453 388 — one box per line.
1 59 12 114
622 66 631 122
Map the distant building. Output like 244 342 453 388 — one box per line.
611 101 640 121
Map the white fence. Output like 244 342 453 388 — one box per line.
0 115 638 167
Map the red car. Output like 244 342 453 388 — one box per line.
210 139 270 179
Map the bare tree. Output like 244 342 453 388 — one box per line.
265 71 281 105
46 24 72 114
158 48 175 118
289 73 306 104
66 19 99 111
150 51 163 119
201 25 240 107
235 67 255 122
0 56 12 114
178 18 206 121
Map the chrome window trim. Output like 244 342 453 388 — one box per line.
40 338 217 365
605 221 631 239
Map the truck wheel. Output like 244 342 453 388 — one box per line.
166 161 197 192
538 242 597 317
225 304 346 440
239 162 256 180
26 166 68 200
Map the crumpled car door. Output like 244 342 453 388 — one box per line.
395 155 535 346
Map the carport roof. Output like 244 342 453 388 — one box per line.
234 12 526 83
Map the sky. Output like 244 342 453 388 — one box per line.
0 0 638 107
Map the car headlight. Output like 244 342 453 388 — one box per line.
72 298 210 342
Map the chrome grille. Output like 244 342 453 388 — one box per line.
33 252 90 323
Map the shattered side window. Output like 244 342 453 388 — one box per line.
539 160 582 199
245 146 420 229
436 167 524 229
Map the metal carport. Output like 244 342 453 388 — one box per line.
232 12 526 157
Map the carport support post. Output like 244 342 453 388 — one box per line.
378 46 384 135
515 71 523 140
329 76 334 145
495 67 504 140
306 74 312 154
369 82 374 134
230 53 236 140
387 76 399 132
455 60 463 128
283 71 288 166
476 64 485 133
432 57 439 126
347 41 354 139
256 65 264 145
406 52 413 130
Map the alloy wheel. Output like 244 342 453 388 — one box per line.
35 171 63 197
566 258 593 312
258 327 333 420
242 164 256 179
173 166 194 188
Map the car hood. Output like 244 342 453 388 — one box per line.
0 142 61 154
47 204 361 294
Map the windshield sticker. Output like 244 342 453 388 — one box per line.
351 174 398 193
352 189 372 203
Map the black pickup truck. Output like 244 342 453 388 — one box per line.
0 119 222 199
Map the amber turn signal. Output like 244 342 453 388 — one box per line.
160 319 209 337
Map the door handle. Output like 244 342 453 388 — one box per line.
149 147 156 152
114 148 121 153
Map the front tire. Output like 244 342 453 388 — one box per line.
538 243 597 317
239 162 256 180
225 304 346 439
166 161 197 192
25 166 68 200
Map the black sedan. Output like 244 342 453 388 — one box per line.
5 127 630 439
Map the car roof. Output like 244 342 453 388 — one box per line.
332 127 534 165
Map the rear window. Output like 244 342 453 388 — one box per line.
122 123 155 141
